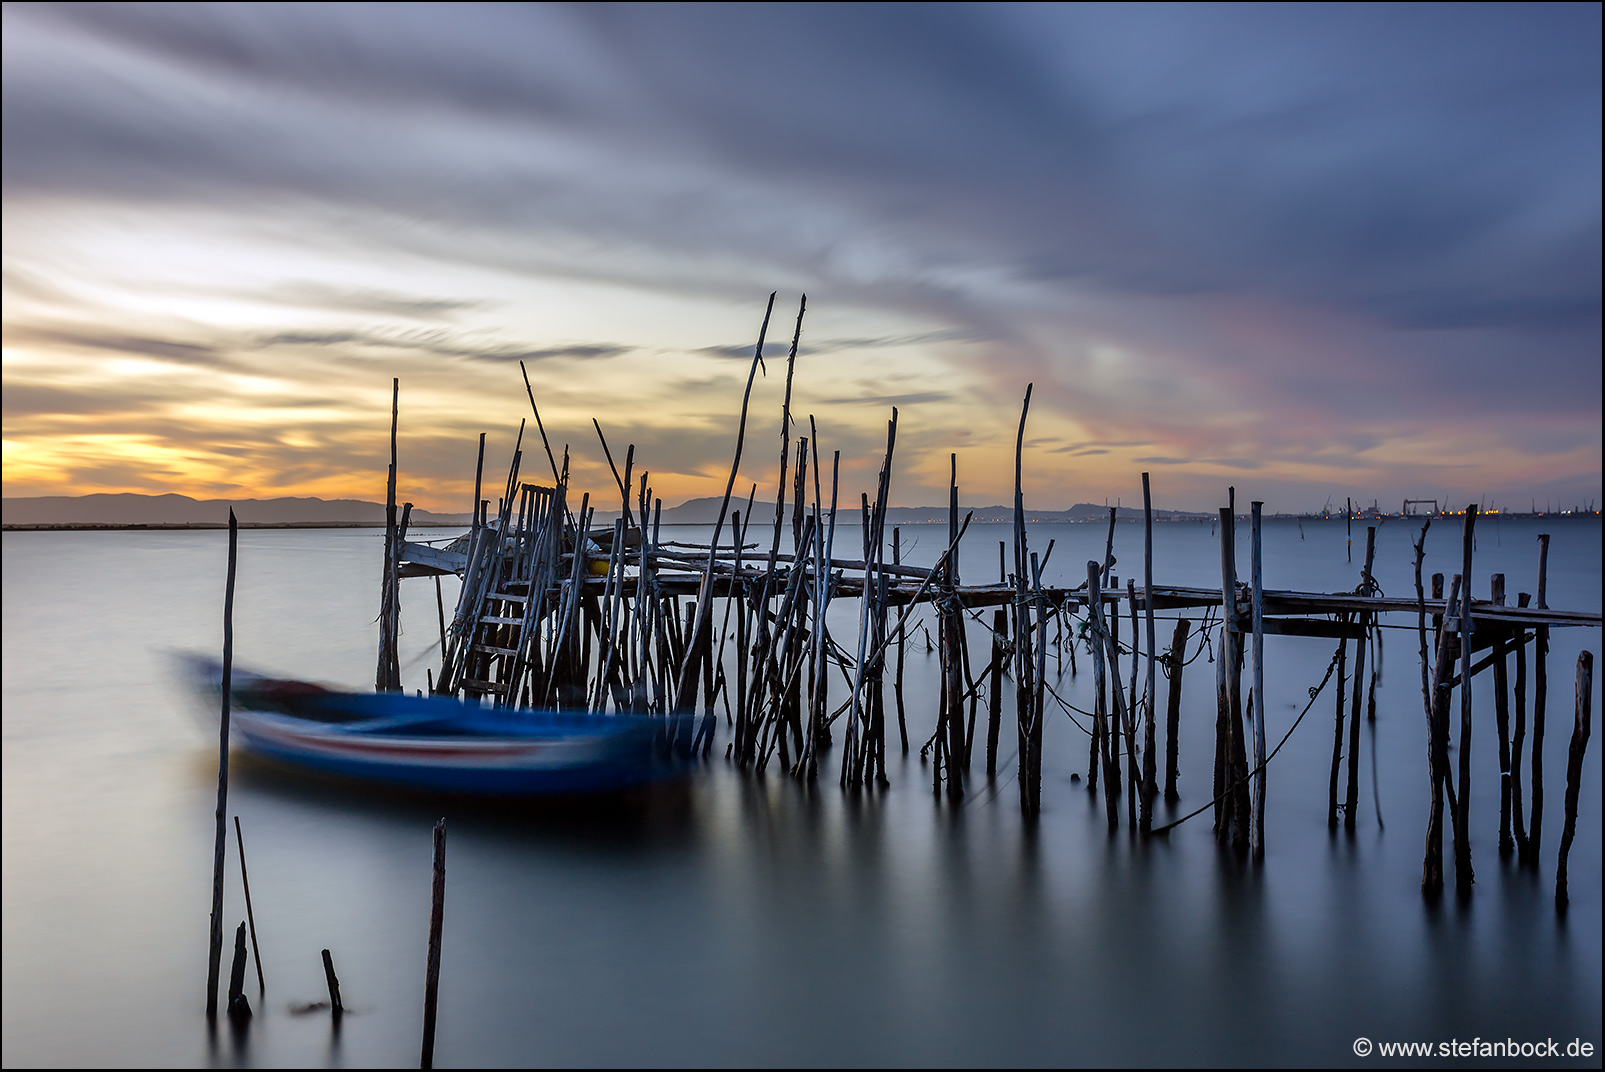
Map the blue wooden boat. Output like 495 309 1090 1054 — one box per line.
177 654 691 796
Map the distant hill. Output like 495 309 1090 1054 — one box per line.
2 493 472 527
3 491 1211 529
646 496 1208 525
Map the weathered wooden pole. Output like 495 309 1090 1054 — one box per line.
421 819 447 1069
894 528 909 754
1345 527 1376 829
205 509 238 1018
1422 574 1463 897
227 922 251 1020
1512 591 1532 858
1528 533 1550 866
1141 474 1158 831
1328 627 1349 830
1490 574 1514 856
1088 562 1117 830
1012 386 1036 817
378 377 401 692
675 294 777 712
471 432 486 537
1346 496 1352 563
1249 502 1267 859
1163 617 1190 804
1555 651 1592 911
232 816 264 995
1455 506 1478 897
322 948 343 1013
987 606 1006 779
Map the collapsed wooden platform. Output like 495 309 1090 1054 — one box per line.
369 293 1597 908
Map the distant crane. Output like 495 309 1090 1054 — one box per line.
1403 499 1438 516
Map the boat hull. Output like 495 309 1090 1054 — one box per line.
178 655 689 796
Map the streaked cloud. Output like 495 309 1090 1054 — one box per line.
2 3 1598 512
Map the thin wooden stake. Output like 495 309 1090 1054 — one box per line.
1141 474 1158 831
1249 501 1266 860
205 509 238 1018
227 922 251 1020
322 948 343 1014
1528 533 1550 867
1455 506 1478 896
1555 651 1592 911
233 816 264 995
1163 617 1190 804
421 819 447 1069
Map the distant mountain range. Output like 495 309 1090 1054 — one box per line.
1 492 1208 528
632 496 1209 525
1 493 473 527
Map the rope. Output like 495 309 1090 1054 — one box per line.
1149 639 1346 837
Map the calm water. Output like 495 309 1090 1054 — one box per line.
2 517 1600 1067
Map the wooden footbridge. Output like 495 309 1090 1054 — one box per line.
369 294 1597 907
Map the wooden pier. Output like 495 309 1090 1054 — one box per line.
374 296 1598 904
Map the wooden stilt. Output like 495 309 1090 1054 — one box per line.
1249 502 1267 859
205 509 238 1019
1555 651 1592 911
1455 507 1478 897
1163 617 1190 805
1529 533 1550 867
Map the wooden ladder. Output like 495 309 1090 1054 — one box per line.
439 475 567 703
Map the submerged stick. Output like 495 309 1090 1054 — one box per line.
227 923 251 1020
322 949 343 1014
205 509 238 1018
1455 506 1478 896
233 816 264 995
1141 474 1158 831
1529 533 1550 867
1163 617 1190 804
1555 651 1592 911
1249 502 1266 859
421 819 447 1069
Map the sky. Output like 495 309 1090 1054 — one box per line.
2 2 1600 514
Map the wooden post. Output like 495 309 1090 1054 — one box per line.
1529 533 1550 866
1455 506 1478 897
227 922 252 1020
1249 502 1267 859
1329 628 1349 830
675 293 777 712
987 607 1006 778
233 817 264 995
378 377 401 692
1163 617 1190 804
421 819 447 1069
206 509 238 1018
1012 386 1036 817
1088 562 1117 830
322 948 343 1013
1422 574 1463 897
1555 651 1592 911
1345 527 1376 829
1141 474 1158 831
894 528 909 754
1491 574 1514 856
1512 592 1532 859
471 433 486 535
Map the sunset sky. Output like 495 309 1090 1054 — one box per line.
3 3 1599 514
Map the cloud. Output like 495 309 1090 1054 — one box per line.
1 3 1598 509
817 392 953 407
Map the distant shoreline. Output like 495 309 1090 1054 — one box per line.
5 513 1596 533
0 522 471 532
